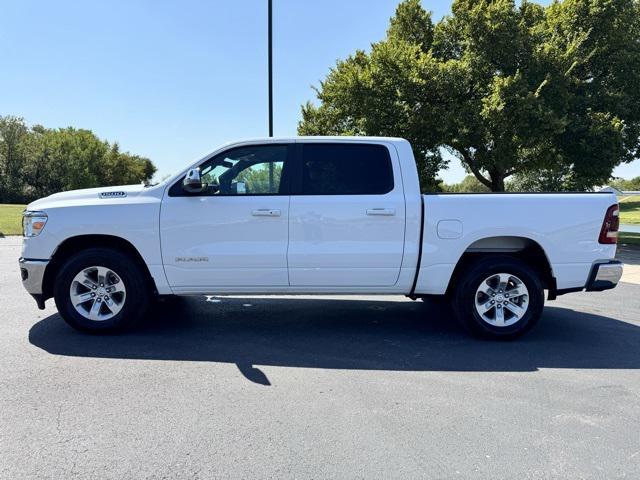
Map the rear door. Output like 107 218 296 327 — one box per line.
288 142 406 287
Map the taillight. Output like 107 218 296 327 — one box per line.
598 204 619 244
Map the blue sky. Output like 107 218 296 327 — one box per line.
1 0 638 183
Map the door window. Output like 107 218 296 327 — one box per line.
170 145 289 196
300 143 394 195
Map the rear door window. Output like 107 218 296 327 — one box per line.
300 143 394 195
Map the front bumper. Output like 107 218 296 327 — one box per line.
19 257 49 309
585 260 623 292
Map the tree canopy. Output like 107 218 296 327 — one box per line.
608 176 640 191
0 116 156 203
299 0 640 191
443 175 491 193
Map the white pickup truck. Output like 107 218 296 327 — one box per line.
19 137 623 338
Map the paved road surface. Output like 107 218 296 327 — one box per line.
1 238 639 479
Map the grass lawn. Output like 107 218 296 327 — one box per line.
619 195 640 225
0 204 26 236
619 232 640 246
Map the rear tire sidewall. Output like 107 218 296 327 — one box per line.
453 256 544 339
54 248 150 333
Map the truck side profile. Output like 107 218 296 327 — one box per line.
19 137 623 338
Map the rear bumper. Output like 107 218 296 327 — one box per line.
19 257 48 309
585 260 623 292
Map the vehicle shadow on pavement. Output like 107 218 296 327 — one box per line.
29 296 640 385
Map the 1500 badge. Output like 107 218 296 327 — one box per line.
99 191 127 198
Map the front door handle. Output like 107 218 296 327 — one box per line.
366 208 395 216
252 209 281 217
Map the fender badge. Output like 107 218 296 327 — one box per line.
99 191 127 198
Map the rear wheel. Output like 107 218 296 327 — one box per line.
54 248 151 333
452 255 544 339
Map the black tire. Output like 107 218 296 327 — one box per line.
53 247 151 333
451 255 545 340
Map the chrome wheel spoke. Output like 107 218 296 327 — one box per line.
103 296 115 313
478 299 494 314
504 301 526 319
109 282 126 294
88 298 102 320
70 291 94 306
477 280 494 296
506 287 526 299
497 273 510 292
494 305 505 326
96 266 108 287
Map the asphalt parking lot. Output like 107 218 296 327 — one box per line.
1 238 640 479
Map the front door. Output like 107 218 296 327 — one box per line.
288 142 406 287
160 144 292 289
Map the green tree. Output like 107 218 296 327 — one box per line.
236 164 283 193
103 143 156 186
0 116 30 202
298 1 448 190
433 0 569 191
608 176 640 191
443 175 491 192
299 0 640 192
541 0 640 190
507 168 573 192
0 116 157 203
387 0 434 52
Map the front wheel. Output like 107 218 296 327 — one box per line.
452 255 545 339
53 247 151 333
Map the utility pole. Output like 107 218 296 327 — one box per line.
268 0 273 137
268 0 274 191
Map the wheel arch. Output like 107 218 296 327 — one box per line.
445 236 555 297
42 234 158 301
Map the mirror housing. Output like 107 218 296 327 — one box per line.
183 168 204 193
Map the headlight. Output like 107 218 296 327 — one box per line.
23 211 48 237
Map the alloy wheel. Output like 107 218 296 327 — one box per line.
69 266 127 321
474 273 529 327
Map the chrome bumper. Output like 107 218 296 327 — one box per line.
585 260 623 292
19 257 48 295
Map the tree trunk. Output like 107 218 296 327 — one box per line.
490 174 505 192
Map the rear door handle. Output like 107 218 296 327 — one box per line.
366 208 395 216
252 209 281 217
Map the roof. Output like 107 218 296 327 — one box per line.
215 136 408 145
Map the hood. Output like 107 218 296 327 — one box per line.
27 184 148 210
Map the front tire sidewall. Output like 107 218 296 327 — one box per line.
54 248 149 333
453 257 544 339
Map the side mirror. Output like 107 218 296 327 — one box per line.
183 168 204 193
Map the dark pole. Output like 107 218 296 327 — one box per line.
268 0 273 137
268 0 274 190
